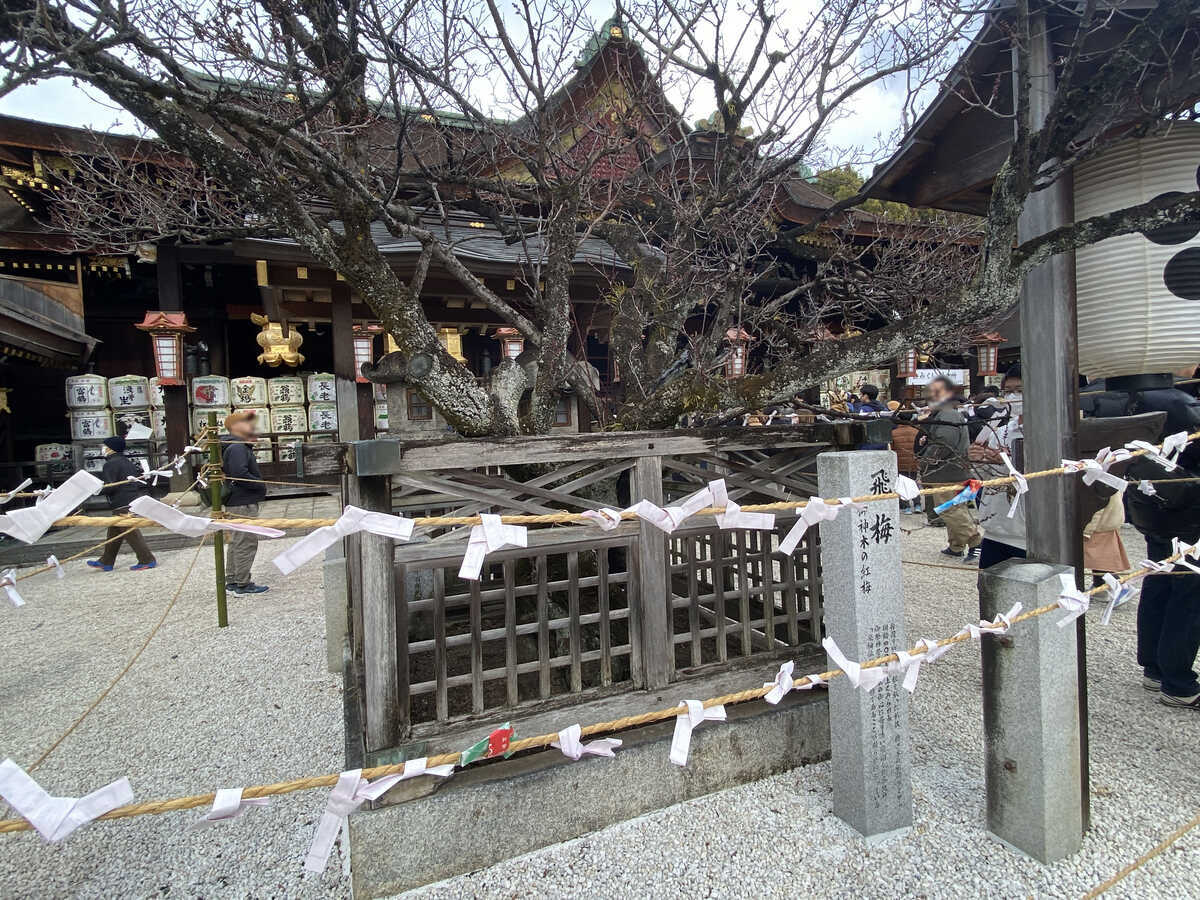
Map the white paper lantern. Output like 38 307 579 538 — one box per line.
1074 124 1200 379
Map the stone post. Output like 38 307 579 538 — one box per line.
816 450 912 840
978 559 1083 862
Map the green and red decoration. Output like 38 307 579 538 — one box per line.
459 723 515 766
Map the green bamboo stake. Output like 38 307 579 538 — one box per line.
208 412 228 628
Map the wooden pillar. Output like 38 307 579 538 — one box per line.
156 243 191 458
632 456 672 689
1013 14 1088 829
331 284 376 440
359 473 403 750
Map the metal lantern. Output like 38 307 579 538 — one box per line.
353 324 383 383
1075 124 1200 379
494 326 525 360
896 348 919 379
973 332 1003 376
724 327 753 378
134 311 195 386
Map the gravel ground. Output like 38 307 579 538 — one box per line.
0 534 350 898
1 517 1196 898
407 518 1199 900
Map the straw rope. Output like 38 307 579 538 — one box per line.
1081 810 1200 899
38 429 1200 532
0 546 1176 835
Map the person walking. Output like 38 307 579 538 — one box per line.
87 435 157 571
969 366 1026 569
913 376 982 560
222 411 270 595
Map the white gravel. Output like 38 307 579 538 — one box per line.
2 518 1197 899
0 535 350 898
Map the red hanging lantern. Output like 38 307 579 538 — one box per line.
353 324 383 383
135 311 195 386
724 326 753 378
973 332 1003 377
896 348 919 379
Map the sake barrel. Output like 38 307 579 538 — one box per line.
150 409 167 440
230 376 268 407
193 406 231 435
270 406 308 434
306 372 336 403
148 377 166 408
253 438 273 464
70 409 114 440
277 444 297 462
113 409 153 439
107 375 151 410
374 401 389 432
65 374 108 409
77 442 106 474
191 375 230 408
238 407 270 429
308 402 338 432
268 376 305 406
35 443 72 479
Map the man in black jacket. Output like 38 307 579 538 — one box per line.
87 435 157 571
222 411 269 594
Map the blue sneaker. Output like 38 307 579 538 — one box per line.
231 582 269 594
130 562 157 571
86 560 114 571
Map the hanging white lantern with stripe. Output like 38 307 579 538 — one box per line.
1074 124 1200 379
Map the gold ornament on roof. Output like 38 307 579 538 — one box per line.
250 312 305 367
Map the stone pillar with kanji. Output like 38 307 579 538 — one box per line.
816 450 913 841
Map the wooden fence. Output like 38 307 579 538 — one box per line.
309 422 881 756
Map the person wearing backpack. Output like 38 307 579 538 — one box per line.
221 411 269 594
87 435 157 571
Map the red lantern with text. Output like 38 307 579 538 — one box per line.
973 332 1003 377
896 348 919 379
353 324 383 383
725 327 753 378
135 311 195 386
494 326 525 360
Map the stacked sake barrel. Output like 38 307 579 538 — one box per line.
64 374 157 477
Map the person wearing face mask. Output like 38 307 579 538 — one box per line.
969 365 1026 569
86 435 157 571
910 375 982 559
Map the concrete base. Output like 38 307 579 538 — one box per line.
347 655 830 897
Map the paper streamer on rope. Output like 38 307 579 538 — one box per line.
1 569 24 607
0 758 133 842
552 724 622 760
128 496 286 540
304 760 452 873
1067 447 1131 494
0 478 32 507
0 471 103 544
999 452 1028 518
626 483 716 534
894 475 921 502
194 788 270 827
273 506 414 575
1127 434 1185 472
1100 573 1135 626
458 515 527 580
1138 480 1157 496
1139 557 1176 574
763 661 795 704
822 636 887 691
886 637 955 693
708 479 775 531
669 699 726 766
581 508 623 531
779 497 840 555
1056 573 1091 627
45 555 64 580
961 602 1022 641
1172 539 1200 575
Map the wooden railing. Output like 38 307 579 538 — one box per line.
313 421 883 754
